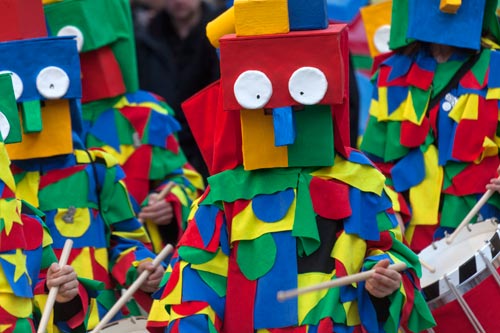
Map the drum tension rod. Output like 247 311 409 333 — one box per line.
478 247 500 288
444 275 485 333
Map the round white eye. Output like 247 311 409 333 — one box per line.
288 67 328 105
57 25 84 52
36 66 70 99
373 24 391 54
234 70 272 109
0 112 10 140
0 71 23 100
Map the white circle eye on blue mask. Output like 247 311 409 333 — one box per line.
0 71 23 100
374 24 391 54
288 67 328 105
57 25 84 52
0 112 10 141
234 70 273 109
36 66 70 99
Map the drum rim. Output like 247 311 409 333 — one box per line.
420 219 500 305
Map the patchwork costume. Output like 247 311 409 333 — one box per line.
43 0 205 252
360 0 500 252
147 1 435 332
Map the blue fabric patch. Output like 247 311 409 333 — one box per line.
90 109 121 151
0 36 81 101
219 220 230 256
148 110 181 148
25 245 43 292
125 90 158 104
415 50 437 73
344 188 381 241
347 150 375 167
194 205 219 247
489 51 500 88
0 253 33 297
384 54 412 82
252 188 295 222
178 314 210 333
391 148 425 192
0 182 5 197
254 231 298 329
387 85 409 115
182 265 226 320
437 98 457 165
273 106 296 146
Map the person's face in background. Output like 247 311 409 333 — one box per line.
164 0 201 21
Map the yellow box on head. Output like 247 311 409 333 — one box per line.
6 99 73 160
440 0 462 13
234 0 290 36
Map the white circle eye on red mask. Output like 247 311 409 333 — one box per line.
234 70 273 109
36 66 70 99
0 71 23 100
57 25 84 52
0 112 10 141
288 67 328 105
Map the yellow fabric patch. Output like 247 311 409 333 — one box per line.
475 137 499 162
184 168 205 193
102 145 135 166
0 143 15 193
384 187 401 212
191 250 229 277
54 207 91 238
234 0 289 36
0 293 32 318
7 100 73 160
344 301 361 326
0 250 28 283
297 272 334 324
241 109 288 170
148 296 171 322
0 199 22 235
163 262 187 305
408 145 442 226
331 232 366 276
449 94 479 122
170 304 216 323
373 87 389 119
440 0 462 13
312 156 385 195
231 193 295 242
70 247 95 280
15 171 40 208
486 87 500 100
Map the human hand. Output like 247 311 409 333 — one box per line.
138 193 174 225
486 167 500 192
365 259 402 298
46 263 79 303
137 261 165 293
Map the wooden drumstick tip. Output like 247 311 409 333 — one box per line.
419 258 436 274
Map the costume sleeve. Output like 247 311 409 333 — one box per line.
147 196 228 333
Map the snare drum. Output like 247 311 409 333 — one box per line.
418 219 500 333
97 316 148 333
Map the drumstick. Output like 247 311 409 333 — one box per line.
89 243 174 333
37 239 73 333
138 182 175 224
446 189 494 245
419 258 436 273
276 262 407 301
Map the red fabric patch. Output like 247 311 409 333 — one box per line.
0 1 47 41
172 301 209 316
122 145 152 202
318 317 334 333
335 255 349 278
177 219 206 250
443 156 499 196
269 326 307 333
408 224 438 254
399 272 415 329
39 165 86 190
120 106 151 139
310 177 351 220
460 69 486 90
66 283 89 329
366 231 393 252
406 63 434 90
161 261 180 299
452 97 498 162
166 134 180 154
377 65 408 87
110 249 135 286
223 199 250 238
400 118 430 148
370 52 395 76
0 220 27 252
20 213 42 251
223 242 256 333
80 47 126 103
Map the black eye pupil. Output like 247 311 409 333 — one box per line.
50 84 55 89
300 91 304 95
256 94 260 99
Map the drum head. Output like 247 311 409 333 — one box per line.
419 220 499 288
98 317 148 333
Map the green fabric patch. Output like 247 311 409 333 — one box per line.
389 0 412 50
13 318 35 333
440 194 476 228
487 192 500 210
406 291 436 332
293 173 320 256
360 116 388 159
432 60 463 98
96 289 119 311
237 233 277 280
385 121 409 162
198 270 228 297
101 166 136 223
442 163 467 191
21 100 42 133
205 166 300 204
82 97 121 122
409 86 431 123
150 146 187 180
471 49 490 86
352 54 373 71
376 212 395 232
178 246 218 265
288 105 334 167
301 286 345 326
0 74 21 143
39 171 90 210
